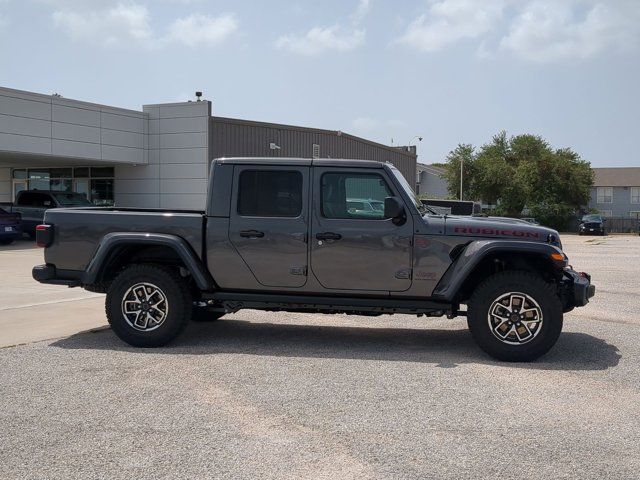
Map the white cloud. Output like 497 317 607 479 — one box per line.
397 0 505 52
500 1 640 62
276 0 369 55
167 13 237 47
50 1 237 48
351 0 371 24
52 2 153 47
276 26 364 55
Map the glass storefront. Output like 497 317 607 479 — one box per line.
12 167 115 206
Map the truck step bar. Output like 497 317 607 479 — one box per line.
202 291 452 316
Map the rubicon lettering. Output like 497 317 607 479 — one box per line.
454 227 540 238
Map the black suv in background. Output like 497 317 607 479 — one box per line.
579 214 605 236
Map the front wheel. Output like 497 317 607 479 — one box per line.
105 264 192 347
467 271 563 362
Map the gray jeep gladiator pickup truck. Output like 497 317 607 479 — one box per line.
33 158 595 361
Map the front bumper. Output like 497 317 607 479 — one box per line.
561 267 595 311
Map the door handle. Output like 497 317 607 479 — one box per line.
316 232 342 241
239 229 265 238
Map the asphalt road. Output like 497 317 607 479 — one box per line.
1 235 639 479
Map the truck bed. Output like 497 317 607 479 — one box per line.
44 207 205 272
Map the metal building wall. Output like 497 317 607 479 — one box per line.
210 117 417 186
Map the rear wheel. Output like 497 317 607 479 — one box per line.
0 238 14 245
105 264 192 347
467 271 563 362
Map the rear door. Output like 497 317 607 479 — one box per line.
229 165 309 288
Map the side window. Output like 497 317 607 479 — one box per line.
17 192 35 206
32 193 51 207
321 172 392 220
238 170 302 217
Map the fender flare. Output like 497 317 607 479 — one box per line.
432 240 563 301
83 232 214 290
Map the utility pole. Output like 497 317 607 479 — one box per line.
460 157 463 201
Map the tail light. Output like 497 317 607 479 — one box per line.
36 224 53 248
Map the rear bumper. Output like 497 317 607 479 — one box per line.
0 225 22 240
32 264 81 287
561 267 595 311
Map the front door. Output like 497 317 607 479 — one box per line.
310 168 413 292
229 165 309 288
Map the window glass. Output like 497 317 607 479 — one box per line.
19 192 51 207
91 167 115 178
91 179 115 206
322 173 392 219
74 167 90 178
50 179 72 192
631 187 640 204
50 168 73 178
596 187 612 204
238 170 302 217
53 192 92 206
12 169 27 179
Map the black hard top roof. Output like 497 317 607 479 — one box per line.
214 157 385 169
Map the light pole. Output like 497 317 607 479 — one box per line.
460 156 463 201
408 135 423 149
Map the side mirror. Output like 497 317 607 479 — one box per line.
384 196 404 220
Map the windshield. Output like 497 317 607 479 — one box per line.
53 193 92 206
387 164 435 215
582 214 603 222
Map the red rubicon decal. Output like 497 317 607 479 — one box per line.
454 227 540 238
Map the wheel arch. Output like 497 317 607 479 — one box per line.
432 240 565 303
84 232 214 291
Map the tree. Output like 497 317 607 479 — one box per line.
441 144 476 200
443 132 593 229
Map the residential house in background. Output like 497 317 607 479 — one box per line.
416 163 448 198
588 167 640 219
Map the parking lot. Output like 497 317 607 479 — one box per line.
1 235 639 479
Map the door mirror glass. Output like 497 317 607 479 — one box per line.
384 196 404 219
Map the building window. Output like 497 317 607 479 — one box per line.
321 172 391 220
237 170 302 217
10 167 115 206
599 210 612 218
631 187 640 204
596 187 613 204
312 144 320 159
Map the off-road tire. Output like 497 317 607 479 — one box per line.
467 271 563 362
106 264 192 347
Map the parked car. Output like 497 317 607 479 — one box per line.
33 157 594 362
4 190 92 238
579 214 605 236
0 207 22 244
346 198 385 218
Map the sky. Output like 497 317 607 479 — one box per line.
0 0 639 167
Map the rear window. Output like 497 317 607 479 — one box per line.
238 170 302 217
53 193 92 206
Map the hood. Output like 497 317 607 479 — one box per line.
435 214 560 244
